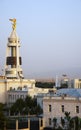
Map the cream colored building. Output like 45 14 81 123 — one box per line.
43 94 81 127
7 88 28 107
0 76 50 104
70 79 81 88
0 78 35 103
0 77 51 105
37 89 56 109
0 19 50 104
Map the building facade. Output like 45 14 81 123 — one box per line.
0 19 50 104
7 88 28 107
43 95 81 127
70 79 81 88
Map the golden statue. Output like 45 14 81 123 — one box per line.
9 18 16 30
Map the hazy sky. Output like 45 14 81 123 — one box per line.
0 0 81 79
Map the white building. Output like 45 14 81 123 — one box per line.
0 19 50 104
0 77 36 103
7 87 28 107
37 89 56 109
55 75 81 89
70 79 81 88
43 88 81 127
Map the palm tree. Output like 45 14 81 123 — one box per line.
71 116 79 130
64 111 71 130
64 111 71 121
53 117 57 130
61 117 65 129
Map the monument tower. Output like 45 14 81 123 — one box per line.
5 18 24 79
0 19 49 104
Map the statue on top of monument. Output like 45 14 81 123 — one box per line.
9 18 16 30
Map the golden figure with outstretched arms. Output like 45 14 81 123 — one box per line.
9 18 16 30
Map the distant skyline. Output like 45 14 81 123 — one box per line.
0 0 81 79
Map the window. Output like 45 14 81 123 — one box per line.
76 106 79 113
40 119 43 127
61 105 64 112
20 95 23 98
49 105 51 112
15 95 16 99
8 94 12 100
13 95 14 100
49 118 51 125
8 94 11 98
17 95 19 98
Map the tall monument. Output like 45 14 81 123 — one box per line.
5 18 24 79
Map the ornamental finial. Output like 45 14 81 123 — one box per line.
9 18 16 30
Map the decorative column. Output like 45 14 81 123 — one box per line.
5 18 24 79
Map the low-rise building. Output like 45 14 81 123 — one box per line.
43 89 81 127
70 79 81 88
37 89 56 109
7 87 28 107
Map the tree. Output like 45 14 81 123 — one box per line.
25 95 33 107
35 82 55 88
64 111 71 121
64 111 71 130
10 98 25 115
24 96 42 115
35 104 43 115
10 95 43 116
60 83 68 88
0 103 6 129
71 116 80 130
61 117 65 128
53 117 57 129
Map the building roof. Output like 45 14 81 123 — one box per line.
56 88 81 97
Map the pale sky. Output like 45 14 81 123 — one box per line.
0 0 81 79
